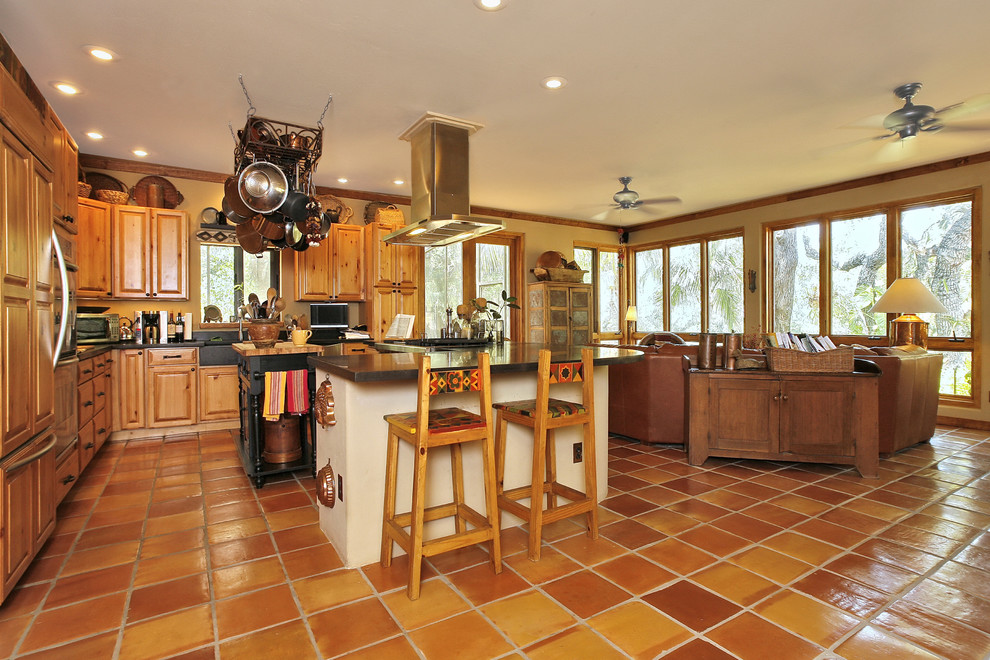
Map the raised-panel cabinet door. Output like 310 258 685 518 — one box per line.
1 129 32 288
365 221 395 289
33 296 54 430
709 378 778 454
147 366 197 427
1 440 36 596
2 296 32 454
112 206 151 298
33 160 53 291
117 349 146 430
332 224 365 301
777 380 855 457
372 286 397 342
152 209 188 299
294 239 332 301
394 243 420 288
199 365 239 421
76 199 112 298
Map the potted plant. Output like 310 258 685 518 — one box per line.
471 290 520 342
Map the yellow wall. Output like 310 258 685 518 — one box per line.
630 161 990 424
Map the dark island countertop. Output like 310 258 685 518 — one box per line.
308 342 643 383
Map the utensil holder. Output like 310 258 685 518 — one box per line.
723 333 742 370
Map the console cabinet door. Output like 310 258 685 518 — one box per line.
708 378 777 454
778 380 855 457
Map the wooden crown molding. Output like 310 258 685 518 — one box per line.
82 147 990 238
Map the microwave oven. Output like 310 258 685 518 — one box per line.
77 313 120 344
310 303 349 329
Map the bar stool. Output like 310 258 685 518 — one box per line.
493 348 598 560
381 351 502 599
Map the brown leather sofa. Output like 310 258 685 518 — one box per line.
606 337 943 456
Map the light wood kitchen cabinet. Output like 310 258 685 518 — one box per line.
1 124 55 457
2 430 56 601
112 205 188 300
687 370 879 478
77 353 110 471
199 365 239 421
48 113 78 234
294 224 366 301
76 198 112 298
364 220 420 341
114 348 146 430
526 281 591 345
146 348 198 428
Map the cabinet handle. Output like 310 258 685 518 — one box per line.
773 394 780 401
146 293 151 297
162 354 184 359
83 400 93 407
97 392 106 397
98 428 106 434
781 394 788 401
191 367 196 372
106 358 115 363
152 292 158 297
61 474 76 485
82 368 93 374
84 441 95 449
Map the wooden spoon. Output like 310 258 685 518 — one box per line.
297 313 309 330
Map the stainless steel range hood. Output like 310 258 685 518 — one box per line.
384 112 504 247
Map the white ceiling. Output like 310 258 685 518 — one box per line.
3 0 990 228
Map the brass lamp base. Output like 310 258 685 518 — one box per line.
889 314 928 348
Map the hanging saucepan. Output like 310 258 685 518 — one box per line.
238 161 288 214
221 196 251 225
224 176 254 218
235 220 266 255
281 191 310 223
289 222 310 252
251 213 285 241
284 220 302 247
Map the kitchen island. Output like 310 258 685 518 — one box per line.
308 342 642 567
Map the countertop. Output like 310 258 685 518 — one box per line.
232 342 326 357
308 342 643 383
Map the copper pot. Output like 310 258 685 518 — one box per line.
235 220 266 254
222 196 250 225
224 176 253 218
252 214 285 241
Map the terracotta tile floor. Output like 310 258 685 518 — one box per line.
2 426 990 658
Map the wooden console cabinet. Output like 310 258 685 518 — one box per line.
687 369 879 478
527 281 591 345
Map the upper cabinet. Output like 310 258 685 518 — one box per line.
76 199 112 298
294 223 366 302
47 112 78 235
111 205 188 300
365 220 419 290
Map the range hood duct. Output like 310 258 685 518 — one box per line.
384 112 504 247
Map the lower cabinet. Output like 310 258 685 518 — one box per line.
114 349 146 430
199 365 239 421
77 353 110 472
2 431 56 601
687 370 879 477
146 348 198 428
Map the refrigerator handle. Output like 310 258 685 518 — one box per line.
52 228 69 366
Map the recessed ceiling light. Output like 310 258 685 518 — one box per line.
337 177 348 184
85 46 116 61
541 76 567 90
132 149 148 158
393 179 405 185
53 82 79 95
474 0 506 10
86 131 104 140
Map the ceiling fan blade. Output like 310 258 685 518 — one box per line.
637 195 682 206
840 113 888 130
935 93 990 122
938 121 990 133
591 208 620 222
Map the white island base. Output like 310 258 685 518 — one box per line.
315 366 609 568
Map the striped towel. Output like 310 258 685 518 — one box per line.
263 371 286 421
286 369 309 415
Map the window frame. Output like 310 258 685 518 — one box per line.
199 243 280 327
629 228 745 339
573 242 625 341
762 188 981 407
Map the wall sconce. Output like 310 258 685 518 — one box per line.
748 269 757 293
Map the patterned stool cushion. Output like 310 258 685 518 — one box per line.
385 407 486 434
493 398 587 418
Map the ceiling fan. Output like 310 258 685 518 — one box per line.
873 82 990 141
592 177 680 221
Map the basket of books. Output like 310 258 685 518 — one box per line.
764 346 854 373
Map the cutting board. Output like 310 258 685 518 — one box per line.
232 342 324 356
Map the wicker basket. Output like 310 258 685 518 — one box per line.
77 182 92 198
95 189 130 204
764 346 854 373
531 267 588 283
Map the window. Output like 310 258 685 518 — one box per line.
200 244 279 322
631 231 744 335
574 245 621 338
423 233 523 338
766 192 978 404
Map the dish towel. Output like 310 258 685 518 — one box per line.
286 369 310 415
263 371 287 421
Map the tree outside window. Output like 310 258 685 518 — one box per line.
200 244 277 322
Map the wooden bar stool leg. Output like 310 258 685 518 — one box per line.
494 411 508 498
545 428 557 512
481 431 503 573
407 443 429 600
380 430 399 567
450 443 466 535
581 419 598 539
528 421 547 561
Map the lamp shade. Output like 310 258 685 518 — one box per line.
867 278 948 315
624 305 638 322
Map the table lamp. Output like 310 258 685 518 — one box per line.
867 278 947 348
624 305 637 343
